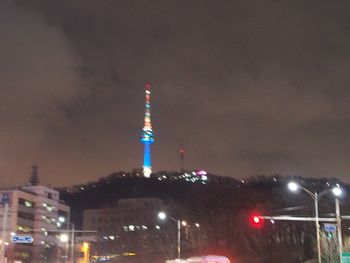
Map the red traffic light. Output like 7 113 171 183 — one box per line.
250 214 264 228
253 216 260 224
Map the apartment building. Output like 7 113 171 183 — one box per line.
0 185 70 263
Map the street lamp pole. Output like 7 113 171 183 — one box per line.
70 223 75 263
158 212 182 259
288 182 342 263
315 192 321 263
167 216 181 259
177 219 181 259
59 233 69 263
300 187 321 263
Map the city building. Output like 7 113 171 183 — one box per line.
0 168 70 263
83 197 165 256
83 197 164 234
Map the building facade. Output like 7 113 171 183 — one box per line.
83 197 165 258
0 185 70 263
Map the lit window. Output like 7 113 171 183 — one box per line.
24 201 33 208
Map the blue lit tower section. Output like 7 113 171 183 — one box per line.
141 83 154 177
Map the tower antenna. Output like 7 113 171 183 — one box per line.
179 148 185 172
29 164 40 186
140 83 154 177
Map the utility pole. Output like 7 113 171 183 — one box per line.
335 199 343 262
177 219 181 259
70 223 75 263
0 203 8 263
0 194 10 263
315 192 321 263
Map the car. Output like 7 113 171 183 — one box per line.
186 255 231 263
165 259 188 263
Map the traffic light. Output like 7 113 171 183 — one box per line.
249 214 264 228
253 216 261 224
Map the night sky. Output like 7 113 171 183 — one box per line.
1 0 350 186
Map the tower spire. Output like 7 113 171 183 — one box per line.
141 83 154 177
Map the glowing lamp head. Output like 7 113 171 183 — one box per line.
288 182 299 192
158 212 167 220
332 187 342 197
59 234 69 243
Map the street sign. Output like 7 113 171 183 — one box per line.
11 236 34 244
341 252 350 263
324 223 337 232
76 235 97 242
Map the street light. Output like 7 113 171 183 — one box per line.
59 233 69 263
158 211 181 259
59 233 69 243
288 181 342 263
333 187 342 197
158 211 166 220
288 182 299 192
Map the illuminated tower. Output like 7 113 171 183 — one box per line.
141 83 154 177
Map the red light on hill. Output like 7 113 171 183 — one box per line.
145 83 151 90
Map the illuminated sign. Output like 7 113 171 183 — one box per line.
0 193 10 204
11 236 34 244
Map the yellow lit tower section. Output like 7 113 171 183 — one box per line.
140 83 154 177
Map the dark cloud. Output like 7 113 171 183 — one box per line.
0 0 85 185
1 0 350 185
